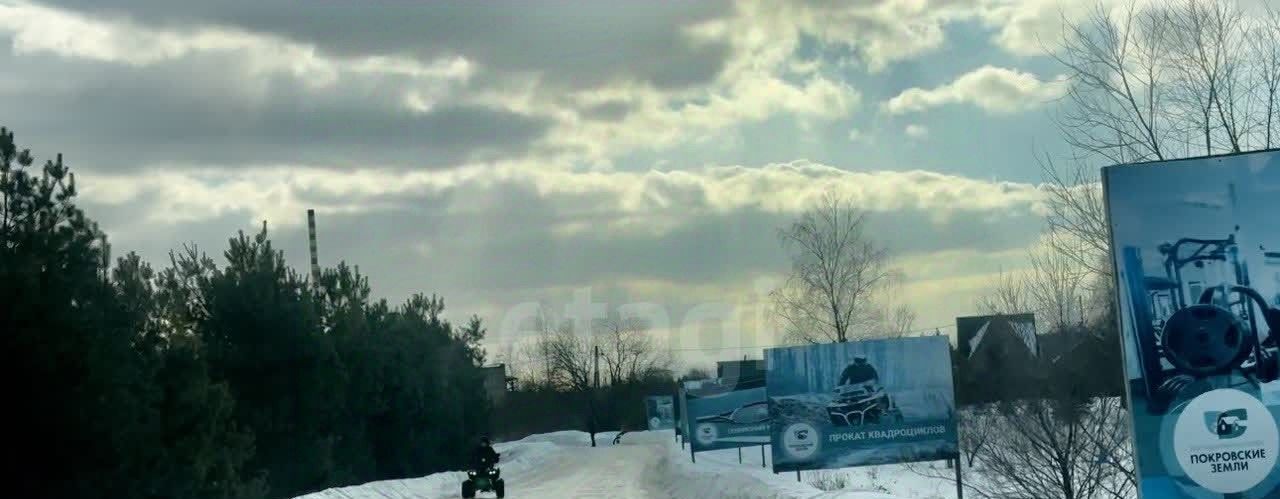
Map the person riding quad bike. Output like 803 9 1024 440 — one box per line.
827 356 902 426
472 436 499 471
839 356 879 386
462 436 503 498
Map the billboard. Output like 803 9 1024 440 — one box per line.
1103 150 1280 497
645 395 675 430
765 336 959 472
683 378 770 452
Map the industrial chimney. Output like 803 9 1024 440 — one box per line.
307 209 320 282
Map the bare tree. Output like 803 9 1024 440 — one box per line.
772 190 898 343
594 313 674 385
1054 3 1173 165
865 281 919 338
969 397 1132 499
1167 0 1252 154
911 398 1135 499
1025 234 1090 332
531 313 606 446
512 305 569 390
535 320 594 393
977 234 1089 333
1041 157 1113 279
878 303 917 338
1250 5 1280 147
976 267 1033 316
958 405 995 468
1089 398 1138 499
1048 0 1280 284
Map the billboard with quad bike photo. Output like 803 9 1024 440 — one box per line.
1104 149 1280 498
683 377 771 453
764 336 958 472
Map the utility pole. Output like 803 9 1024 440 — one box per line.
307 209 320 283
591 345 600 447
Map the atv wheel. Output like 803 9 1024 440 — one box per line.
495 478 505 498
461 479 475 498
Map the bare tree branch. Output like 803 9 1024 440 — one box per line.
771 190 898 343
594 313 673 385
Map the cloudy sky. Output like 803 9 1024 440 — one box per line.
1 0 1108 369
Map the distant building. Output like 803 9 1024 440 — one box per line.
648 368 675 382
716 359 766 382
956 313 1039 359
954 314 1041 404
480 364 514 406
1038 327 1125 397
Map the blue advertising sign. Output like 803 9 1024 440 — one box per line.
683 378 770 452
645 395 676 430
1103 151 1280 497
765 336 959 472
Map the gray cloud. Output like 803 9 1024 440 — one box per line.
0 52 549 171
30 0 735 91
247 178 1045 297
579 101 635 122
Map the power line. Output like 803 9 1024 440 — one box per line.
664 323 958 352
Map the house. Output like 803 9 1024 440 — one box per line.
954 314 1041 404
716 359 766 382
957 313 1039 359
1038 328 1125 397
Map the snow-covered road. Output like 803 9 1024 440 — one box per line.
294 430 958 499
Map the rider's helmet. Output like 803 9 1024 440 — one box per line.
853 356 868 364
479 436 491 446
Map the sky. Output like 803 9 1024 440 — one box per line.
0 0 1116 371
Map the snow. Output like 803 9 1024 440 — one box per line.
293 430 959 499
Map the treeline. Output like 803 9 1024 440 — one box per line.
951 321 1126 407
492 372 678 441
491 314 684 442
2 127 492 499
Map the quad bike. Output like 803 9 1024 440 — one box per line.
827 380 903 426
461 467 504 498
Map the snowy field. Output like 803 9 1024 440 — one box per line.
293 430 960 499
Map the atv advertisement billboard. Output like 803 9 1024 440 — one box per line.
645 395 676 431
1103 150 1280 498
765 336 959 472
683 377 771 453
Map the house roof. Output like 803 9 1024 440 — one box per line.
1039 329 1108 365
956 313 1038 359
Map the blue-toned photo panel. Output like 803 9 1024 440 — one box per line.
684 378 771 452
765 336 959 472
1103 150 1280 498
